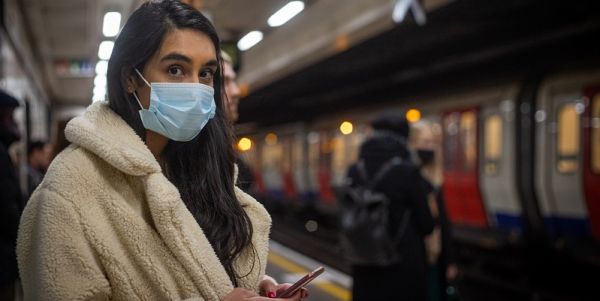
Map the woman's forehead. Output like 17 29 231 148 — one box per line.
156 28 216 63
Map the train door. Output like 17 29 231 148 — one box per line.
536 83 589 238
583 86 600 240
442 109 488 228
317 130 336 205
480 101 523 234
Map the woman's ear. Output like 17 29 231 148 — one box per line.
121 67 138 93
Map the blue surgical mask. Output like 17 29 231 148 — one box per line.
132 69 216 142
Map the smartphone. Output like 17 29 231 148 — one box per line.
276 266 325 298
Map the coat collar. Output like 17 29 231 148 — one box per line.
65 101 161 176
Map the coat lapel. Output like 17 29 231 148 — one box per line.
144 173 233 299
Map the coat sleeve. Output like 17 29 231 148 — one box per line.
17 188 111 301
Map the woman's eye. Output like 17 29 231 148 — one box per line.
200 69 215 81
167 66 184 77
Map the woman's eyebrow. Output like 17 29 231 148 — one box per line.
203 59 218 68
160 52 192 63
160 53 218 68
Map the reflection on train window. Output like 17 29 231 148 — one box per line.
261 133 284 195
460 111 477 170
484 114 502 176
593 95 600 174
443 113 460 170
556 103 580 173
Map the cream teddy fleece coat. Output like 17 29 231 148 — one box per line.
17 101 271 300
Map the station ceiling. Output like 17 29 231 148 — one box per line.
20 0 293 107
237 0 600 127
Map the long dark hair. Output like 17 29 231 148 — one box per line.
107 0 254 286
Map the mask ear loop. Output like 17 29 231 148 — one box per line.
132 68 151 110
132 91 144 110
134 68 151 87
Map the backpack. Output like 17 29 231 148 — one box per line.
340 156 411 266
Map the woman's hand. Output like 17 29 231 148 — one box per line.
258 275 309 300
222 287 308 301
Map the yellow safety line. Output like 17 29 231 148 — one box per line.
267 251 352 301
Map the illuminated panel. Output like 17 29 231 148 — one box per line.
484 115 502 175
557 104 580 173
460 111 477 170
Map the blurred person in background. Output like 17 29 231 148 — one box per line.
221 50 254 193
49 119 72 161
0 90 23 301
26 140 51 196
221 51 241 124
411 121 459 301
17 1 306 300
346 112 434 301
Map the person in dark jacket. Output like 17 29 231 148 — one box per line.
347 112 434 301
0 90 23 300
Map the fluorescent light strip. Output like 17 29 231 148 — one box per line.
98 41 114 60
268 1 305 27
103 12 122 37
94 75 107 87
95 60 108 75
93 85 106 96
237 31 263 51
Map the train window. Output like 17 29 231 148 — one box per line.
331 134 346 187
556 103 580 173
592 95 600 174
443 113 460 170
307 131 320 191
484 114 502 175
460 111 477 170
281 137 293 175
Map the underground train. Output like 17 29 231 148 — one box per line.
235 68 600 293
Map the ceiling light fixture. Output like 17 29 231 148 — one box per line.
98 41 114 60
95 60 108 75
267 1 305 27
237 31 263 51
92 93 105 102
102 12 122 37
94 75 107 87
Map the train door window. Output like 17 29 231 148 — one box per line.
261 133 283 191
281 136 293 176
484 114 502 176
443 113 460 170
592 94 600 174
556 103 580 173
307 131 320 190
460 111 477 170
331 133 346 187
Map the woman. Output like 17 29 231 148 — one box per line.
17 1 305 300
346 113 434 301
411 121 458 301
